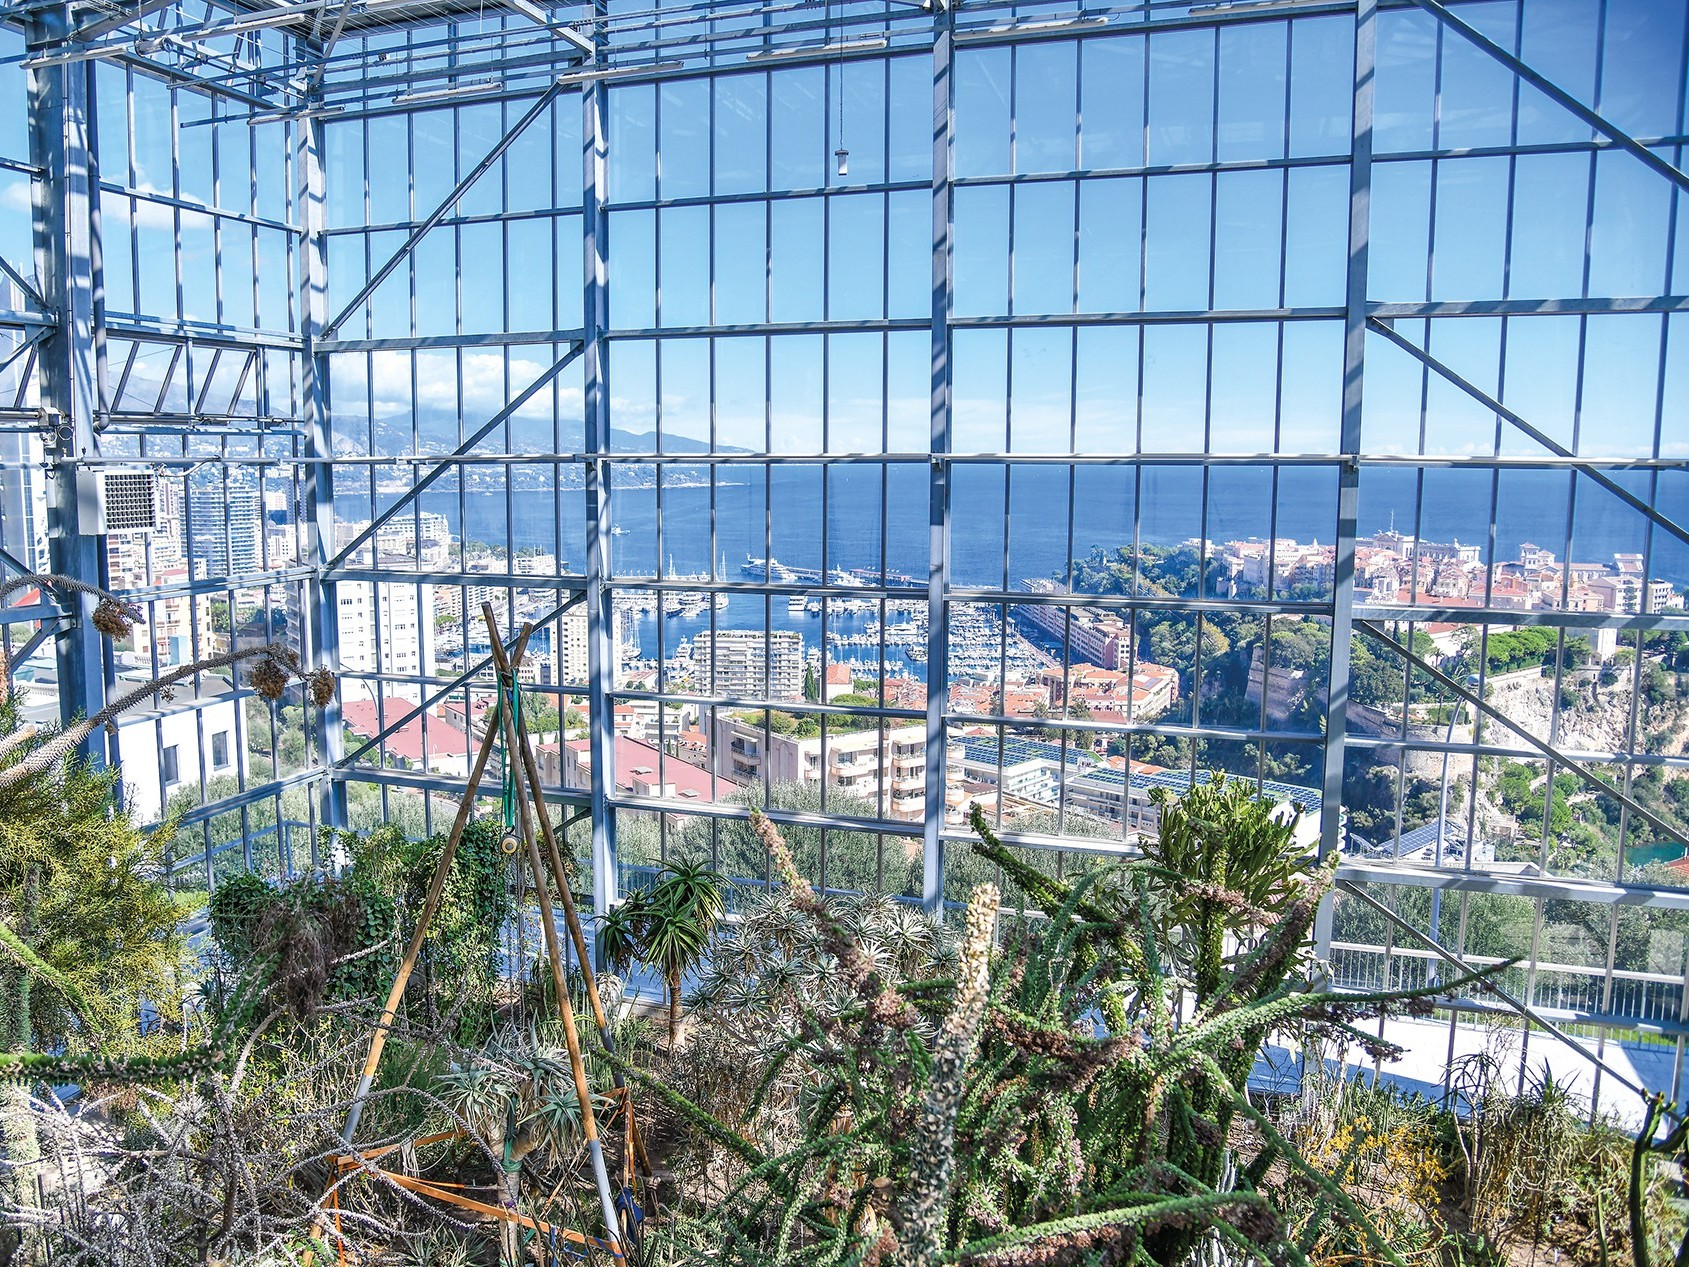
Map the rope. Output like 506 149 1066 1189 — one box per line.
501 685 523 833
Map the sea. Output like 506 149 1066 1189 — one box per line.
338 462 1689 669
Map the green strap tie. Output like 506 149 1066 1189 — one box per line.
500 682 523 832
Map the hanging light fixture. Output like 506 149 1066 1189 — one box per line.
832 0 849 177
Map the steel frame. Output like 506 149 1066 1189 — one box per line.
7 0 1689 1105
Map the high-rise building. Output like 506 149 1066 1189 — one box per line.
336 581 436 703
691 628 804 700
186 477 264 579
0 432 47 574
554 606 590 686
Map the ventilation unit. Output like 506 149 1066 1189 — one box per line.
76 466 159 535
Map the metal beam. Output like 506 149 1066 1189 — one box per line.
922 5 954 918
1334 860 1689 911
323 340 582 572
0 253 46 312
167 0 324 43
503 0 594 53
298 115 345 832
30 33 109 765
338 592 579 767
1319 0 1374 880
0 327 45 381
315 327 584 353
1405 0 1689 198
581 57 616 922
1353 604 1689 631
1368 316 1689 553
1 616 67 677
71 0 177 41
322 78 569 338
165 767 326 831
1346 733 1689 770
0 544 40 583
1369 296 1689 319
1358 619 1688 851
326 566 587 588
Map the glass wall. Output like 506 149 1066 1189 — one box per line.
3 0 1687 1114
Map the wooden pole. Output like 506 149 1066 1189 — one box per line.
305 632 534 1265
336 629 532 1148
484 605 627 1265
485 616 659 1191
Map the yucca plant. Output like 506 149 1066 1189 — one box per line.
598 861 727 1048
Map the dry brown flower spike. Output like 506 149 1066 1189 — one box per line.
91 597 140 640
308 667 336 708
249 657 291 701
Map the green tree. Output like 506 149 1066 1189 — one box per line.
0 695 188 1265
599 860 726 1046
520 690 561 735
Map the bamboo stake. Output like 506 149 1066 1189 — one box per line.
306 637 529 1267
337 628 532 1148
485 605 627 1266
487 618 660 1192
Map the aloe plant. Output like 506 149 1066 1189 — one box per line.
613 804 1501 1267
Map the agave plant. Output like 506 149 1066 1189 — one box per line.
394 1227 479 1267
433 1025 590 1263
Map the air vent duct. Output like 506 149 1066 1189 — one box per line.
76 466 158 534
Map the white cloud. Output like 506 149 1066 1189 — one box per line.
368 347 586 421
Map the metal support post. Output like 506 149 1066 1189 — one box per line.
27 17 105 763
1314 0 1375 955
299 115 347 832
921 9 955 918
584 60 618 920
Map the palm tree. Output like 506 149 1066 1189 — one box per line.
597 861 725 1048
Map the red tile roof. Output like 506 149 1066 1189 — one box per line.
562 734 730 800
341 698 470 765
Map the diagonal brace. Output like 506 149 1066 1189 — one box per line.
1368 317 1689 553
72 0 178 42
1405 0 1689 197
2 617 68 678
0 545 43 583
0 254 47 313
322 78 568 338
0 325 54 381
1332 877 1665 1113
338 589 582 768
325 339 583 571
1359 619 1687 852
